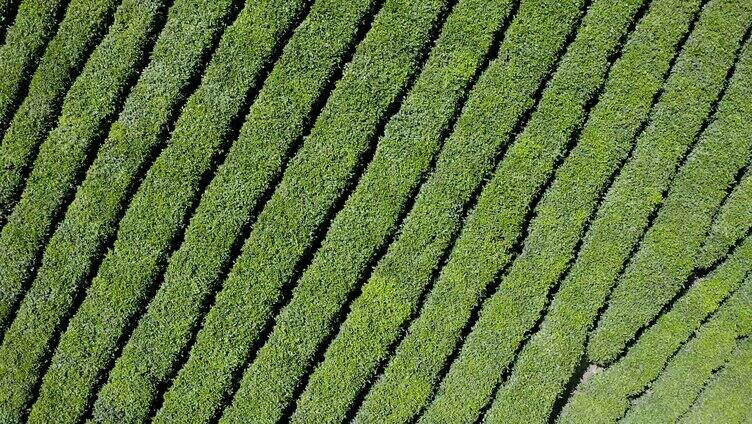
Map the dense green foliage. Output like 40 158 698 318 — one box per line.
0 0 67 136
587 0 752 364
697 166 752 269
16 0 310 422
93 0 386 421
559 237 752 423
681 337 752 424
0 0 168 420
0 0 124 327
0 0 749 421
154 0 456 421
621 304 749 423
301 0 590 420
20 0 244 421
430 0 703 420
227 0 517 421
0 0 119 222
488 7 752 421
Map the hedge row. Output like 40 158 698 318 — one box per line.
0 0 120 223
696 166 752 270
2 0 236 356
0 0 168 420
487 8 752 421
153 0 454 421
8 0 310 422
681 337 752 424
0 0 66 136
370 0 697 419
9 0 243 422
221 0 518 421
0 0 122 324
91 0 388 421
557 236 752 423
291 0 585 419
0 0 244 404
418 0 649 422
621 301 750 424
349 0 598 420
588 4 752 365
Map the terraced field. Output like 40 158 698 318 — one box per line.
0 0 750 422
